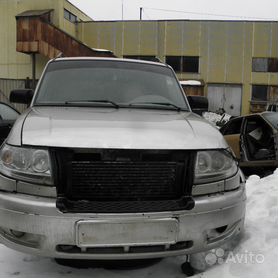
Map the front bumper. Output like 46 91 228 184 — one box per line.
0 183 246 260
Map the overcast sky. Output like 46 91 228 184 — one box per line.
69 0 277 21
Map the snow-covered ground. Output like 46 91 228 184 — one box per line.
0 171 277 278
203 112 231 127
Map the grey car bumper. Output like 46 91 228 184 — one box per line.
0 183 246 260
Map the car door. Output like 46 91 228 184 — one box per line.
240 115 278 168
220 117 243 159
0 103 20 145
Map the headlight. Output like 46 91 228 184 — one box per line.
194 150 238 184
0 144 53 185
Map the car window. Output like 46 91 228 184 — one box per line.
0 103 19 121
221 117 243 135
34 60 189 110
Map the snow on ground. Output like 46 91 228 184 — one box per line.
0 171 277 278
203 112 231 127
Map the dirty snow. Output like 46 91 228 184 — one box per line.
180 80 202 86
0 171 277 278
203 111 231 127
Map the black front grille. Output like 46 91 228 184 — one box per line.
54 149 194 213
57 197 195 213
70 161 181 201
56 241 193 254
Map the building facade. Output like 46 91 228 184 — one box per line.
0 0 277 115
78 20 278 115
0 0 91 110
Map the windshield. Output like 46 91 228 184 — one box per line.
34 60 189 110
263 112 278 129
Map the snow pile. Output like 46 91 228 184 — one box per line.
193 170 278 278
180 80 202 86
0 171 277 277
203 111 231 127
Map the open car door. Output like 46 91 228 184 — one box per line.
220 117 243 159
240 115 278 169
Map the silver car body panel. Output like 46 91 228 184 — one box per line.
7 107 227 149
0 182 246 259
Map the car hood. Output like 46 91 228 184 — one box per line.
9 107 227 149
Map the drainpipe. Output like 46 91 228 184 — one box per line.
31 53 36 89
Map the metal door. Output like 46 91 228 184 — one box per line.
207 84 242 116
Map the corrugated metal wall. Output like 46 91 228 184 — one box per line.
0 79 27 112
78 20 278 115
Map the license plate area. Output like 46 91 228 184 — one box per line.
76 218 178 247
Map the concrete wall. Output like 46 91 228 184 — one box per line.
78 20 278 114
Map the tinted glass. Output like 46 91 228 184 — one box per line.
35 60 188 109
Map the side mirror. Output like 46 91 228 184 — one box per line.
10 89 34 105
187 96 208 116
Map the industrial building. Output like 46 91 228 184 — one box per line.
0 0 277 115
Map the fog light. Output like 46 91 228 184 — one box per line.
10 229 25 238
206 225 228 240
215 225 228 234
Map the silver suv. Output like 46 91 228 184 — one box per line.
0 58 245 260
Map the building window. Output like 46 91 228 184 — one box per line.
123 55 159 62
166 56 181 72
182 56 199 73
252 85 268 101
64 9 78 23
268 58 278 72
250 85 278 113
252 85 278 103
165 56 199 73
252 58 278 72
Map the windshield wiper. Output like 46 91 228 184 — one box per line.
65 100 119 108
129 102 182 111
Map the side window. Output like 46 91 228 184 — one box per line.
221 118 243 135
0 103 19 121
